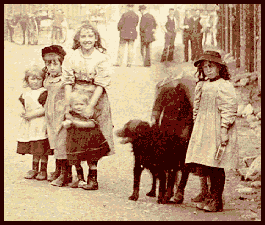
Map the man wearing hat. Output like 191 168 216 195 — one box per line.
139 5 157 67
114 4 139 67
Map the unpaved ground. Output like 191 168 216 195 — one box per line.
4 25 261 221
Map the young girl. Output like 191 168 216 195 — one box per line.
17 65 52 180
63 92 110 189
42 45 72 187
62 22 114 190
183 50 238 212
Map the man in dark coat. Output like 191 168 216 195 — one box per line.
161 8 178 63
139 5 157 67
191 9 203 61
181 10 194 62
114 4 139 67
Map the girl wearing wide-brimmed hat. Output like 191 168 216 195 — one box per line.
175 50 238 212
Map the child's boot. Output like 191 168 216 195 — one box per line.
67 164 73 184
82 169 98 190
69 166 85 188
25 156 39 179
51 159 69 187
193 176 210 209
47 159 61 182
36 155 48 180
36 162 47 180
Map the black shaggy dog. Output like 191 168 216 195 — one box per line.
116 80 195 204
116 119 160 201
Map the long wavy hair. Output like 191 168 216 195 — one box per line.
194 61 231 82
72 22 106 53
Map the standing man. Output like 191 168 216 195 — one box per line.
52 9 64 44
181 10 194 62
114 4 139 67
192 9 203 61
5 15 16 43
161 8 178 63
139 5 157 67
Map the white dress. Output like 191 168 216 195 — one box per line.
185 79 238 170
17 87 47 142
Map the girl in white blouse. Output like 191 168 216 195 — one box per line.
62 22 114 190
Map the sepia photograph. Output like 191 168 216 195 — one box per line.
4 4 261 221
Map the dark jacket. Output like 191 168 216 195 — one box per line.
140 12 157 43
193 17 202 34
118 10 139 40
166 16 176 34
183 16 194 34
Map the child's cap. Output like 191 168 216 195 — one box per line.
42 45 66 59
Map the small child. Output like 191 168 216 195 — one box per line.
17 65 52 180
42 45 72 187
64 92 109 189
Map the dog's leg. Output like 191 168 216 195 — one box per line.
146 170 156 197
157 170 167 204
129 160 143 201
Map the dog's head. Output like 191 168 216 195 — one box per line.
116 119 152 144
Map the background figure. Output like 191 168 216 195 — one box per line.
200 11 211 46
6 15 16 42
139 5 157 67
210 11 218 47
191 9 203 61
114 4 139 67
52 9 64 44
161 8 177 63
18 13 29 45
182 10 194 62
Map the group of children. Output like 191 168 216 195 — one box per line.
16 20 238 213
17 22 114 190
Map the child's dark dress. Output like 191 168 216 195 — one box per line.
17 87 52 156
66 111 110 165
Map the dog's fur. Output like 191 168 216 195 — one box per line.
116 82 194 204
116 120 163 202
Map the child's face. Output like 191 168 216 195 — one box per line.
79 28 96 51
72 100 86 114
43 54 62 76
28 74 43 90
202 61 220 80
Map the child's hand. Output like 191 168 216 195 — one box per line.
20 112 26 118
65 112 72 120
62 120 72 129
82 105 94 119
220 127 229 146
22 112 33 120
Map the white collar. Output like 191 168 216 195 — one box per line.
78 48 101 59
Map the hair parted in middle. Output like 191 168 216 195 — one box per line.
72 21 106 53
